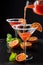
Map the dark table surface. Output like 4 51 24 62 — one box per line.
0 39 43 65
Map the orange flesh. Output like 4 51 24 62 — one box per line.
16 53 26 61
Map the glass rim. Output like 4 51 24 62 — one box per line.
6 18 24 22
12 24 38 30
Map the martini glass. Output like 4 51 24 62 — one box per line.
12 24 37 60
6 18 26 26
6 18 26 53
6 18 26 36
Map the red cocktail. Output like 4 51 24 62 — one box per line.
6 18 26 27
33 0 43 15
24 0 43 15
9 21 21 26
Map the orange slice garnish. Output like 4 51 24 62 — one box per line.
19 18 26 25
31 22 42 32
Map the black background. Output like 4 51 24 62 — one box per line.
0 0 43 64
0 0 43 38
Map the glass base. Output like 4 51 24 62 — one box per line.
26 55 33 61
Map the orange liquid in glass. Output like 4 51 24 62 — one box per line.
19 32 31 41
9 21 21 26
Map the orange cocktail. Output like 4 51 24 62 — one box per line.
19 32 31 41
12 24 37 60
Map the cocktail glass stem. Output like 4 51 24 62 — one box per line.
24 41 27 54
15 30 17 37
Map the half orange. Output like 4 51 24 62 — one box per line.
9 39 19 48
28 36 38 43
20 42 32 49
16 53 28 62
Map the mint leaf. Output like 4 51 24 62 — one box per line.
9 52 17 62
7 34 12 39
